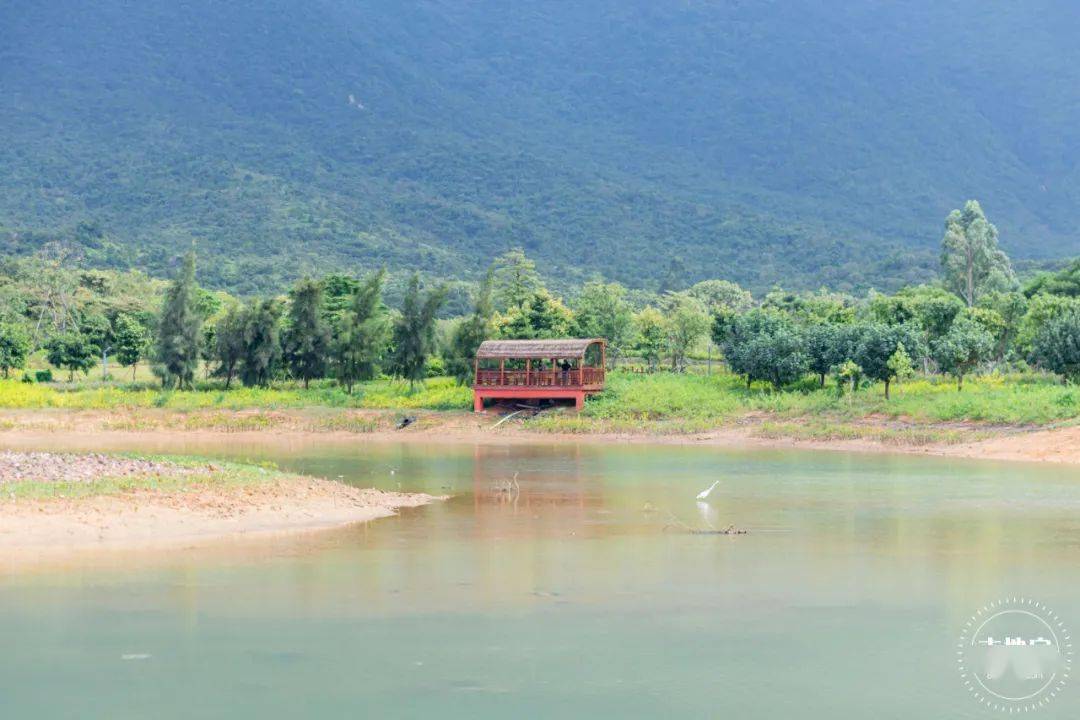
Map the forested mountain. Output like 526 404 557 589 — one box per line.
2 1 1078 294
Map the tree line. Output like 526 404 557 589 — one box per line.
0 200 1078 393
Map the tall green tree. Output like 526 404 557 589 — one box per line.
931 316 993 390
212 305 247 390
573 281 633 367
80 312 114 380
634 307 667 371
113 313 151 381
389 274 448 387
284 278 331 388
662 293 709 372
45 331 96 381
940 200 1017 306
854 323 924 399
492 249 541 311
239 299 282 388
447 270 494 384
335 269 391 393
0 323 31 378
156 251 202 389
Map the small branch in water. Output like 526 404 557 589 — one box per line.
661 510 747 535
490 410 525 429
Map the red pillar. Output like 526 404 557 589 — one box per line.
474 392 484 412
574 392 585 410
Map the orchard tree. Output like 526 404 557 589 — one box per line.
634 307 667 371
804 323 842 387
335 269 391 393
662 293 708 372
0 323 31 378
573 281 633 367
113 313 151 381
284 278 331 388
447 270 494 384
933 317 989 390
80 313 114 380
156 250 202 389
389 273 448 388
1030 309 1080 382
940 200 1016 306
46 331 96 381
854 323 923 399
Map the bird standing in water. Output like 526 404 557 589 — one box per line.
696 480 721 501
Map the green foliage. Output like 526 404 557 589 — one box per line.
940 200 1017 306
1025 259 1080 298
446 270 495 384
686 280 753 314
113 312 151 380
931 317 995 390
572 281 634 366
492 249 541 311
661 293 709 372
16 3 1080 295
854 323 924 399
238 299 282 388
1030 309 1080 382
335 269 391 393
155 251 202 389
634 307 667 371
45 330 96 381
211 305 246 389
283 278 331 388
887 343 916 386
389 273 448 386
0 323 31 378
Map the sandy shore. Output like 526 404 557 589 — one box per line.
0 452 439 560
0 407 1077 466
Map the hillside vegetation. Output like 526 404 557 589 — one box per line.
3 1 1078 293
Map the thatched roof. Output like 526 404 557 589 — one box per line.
475 338 602 359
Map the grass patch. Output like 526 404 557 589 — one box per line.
0 453 290 501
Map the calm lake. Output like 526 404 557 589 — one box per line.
2 436 1079 718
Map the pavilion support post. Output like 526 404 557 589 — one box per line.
473 392 484 412
574 392 585 410
499 359 505 386
526 358 531 386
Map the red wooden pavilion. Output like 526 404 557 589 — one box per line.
473 338 606 411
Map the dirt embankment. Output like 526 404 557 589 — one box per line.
0 451 439 559
0 407 1078 466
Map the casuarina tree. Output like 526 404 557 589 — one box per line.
239 299 282 388
447 269 494 384
389 273 448 388
335 269 391 393
284 278 331 388
156 250 202 389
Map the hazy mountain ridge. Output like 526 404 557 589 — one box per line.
1 0 1076 293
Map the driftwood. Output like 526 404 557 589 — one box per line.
662 510 747 535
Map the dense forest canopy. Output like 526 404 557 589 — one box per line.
1 1 1079 294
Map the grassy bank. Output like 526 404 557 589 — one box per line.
0 371 1076 443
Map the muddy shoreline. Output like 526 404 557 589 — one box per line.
1 407 1078 465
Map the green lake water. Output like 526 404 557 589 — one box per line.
2 436 1079 718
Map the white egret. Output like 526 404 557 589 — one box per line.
696 480 721 501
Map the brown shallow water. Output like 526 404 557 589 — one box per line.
1 434 1079 718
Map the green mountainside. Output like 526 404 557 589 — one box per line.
1 1 1078 294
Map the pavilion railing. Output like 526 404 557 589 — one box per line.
475 367 605 388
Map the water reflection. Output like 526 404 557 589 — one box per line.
2 435 1080 717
